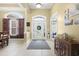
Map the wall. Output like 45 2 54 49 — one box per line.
30 9 50 31
0 8 26 37
65 14 79 40
0 11 4 31
1 4 79 41
0 6 51 40
51 3 79 41
51 3 75 34
28 9 51 39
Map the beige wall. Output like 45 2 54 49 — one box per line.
30 9 51 32
0 8 26 32
1 4 79 41
0 7 51 40
51 3 79 41
0 12 4 31
65 14 79 40
51 3 75 34
27 9 51 39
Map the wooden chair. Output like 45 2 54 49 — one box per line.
0 32 9 48
0 40 4 48
2 32 9 46
0 32 4 48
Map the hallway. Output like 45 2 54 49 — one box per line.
0 39 55 56
0 3 79 56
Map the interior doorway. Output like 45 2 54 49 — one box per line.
3 12 24 38
50 13 58 40
32 15 47 40
9 19 18 36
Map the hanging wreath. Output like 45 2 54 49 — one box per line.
37 26 41 30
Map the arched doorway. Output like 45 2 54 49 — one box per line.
9 16 18 36
32 15 47 40
3 12 24 38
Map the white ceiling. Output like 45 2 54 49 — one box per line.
0 4 24 12
0 3 21 8
0 3 53 12
27 3 53 9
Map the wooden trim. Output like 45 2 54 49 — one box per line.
3 18 9 34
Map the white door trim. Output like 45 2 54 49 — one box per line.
9 19 18 36
50 12 58 40
32 15 47 39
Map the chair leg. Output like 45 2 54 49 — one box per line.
2 40 5 47
1 41 4 48
6 39 8 46
1 45 3 48
4 39 8 46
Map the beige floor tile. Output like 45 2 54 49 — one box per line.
0 38 55 56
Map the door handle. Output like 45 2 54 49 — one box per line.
44 32 45 37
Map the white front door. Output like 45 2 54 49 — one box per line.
32 17 46 39
9 19 18 36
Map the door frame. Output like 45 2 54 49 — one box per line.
9 19 19 36
31 15 47 39
50 13 58 40
3 12 24 38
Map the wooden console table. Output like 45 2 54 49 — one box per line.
54 39 79 56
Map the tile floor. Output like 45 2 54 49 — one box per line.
0 38 55 56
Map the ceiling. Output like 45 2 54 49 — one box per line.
26 3 53 9
0 3 53 9
0 3 24 12
0 3 19 7
0 3 53 12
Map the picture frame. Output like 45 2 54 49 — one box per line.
64 9 73 25
26 22 30 26
73 18 79 25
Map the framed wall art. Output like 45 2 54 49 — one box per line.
27 22 30 26
64 9 73 25
73 18 79 25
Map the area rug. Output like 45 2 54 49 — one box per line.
27 39 51 50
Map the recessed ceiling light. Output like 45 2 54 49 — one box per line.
36 3 42 8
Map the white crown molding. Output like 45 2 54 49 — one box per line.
17 3 25 9
0 7 25 12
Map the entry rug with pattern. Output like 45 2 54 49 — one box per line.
27 39 51 50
